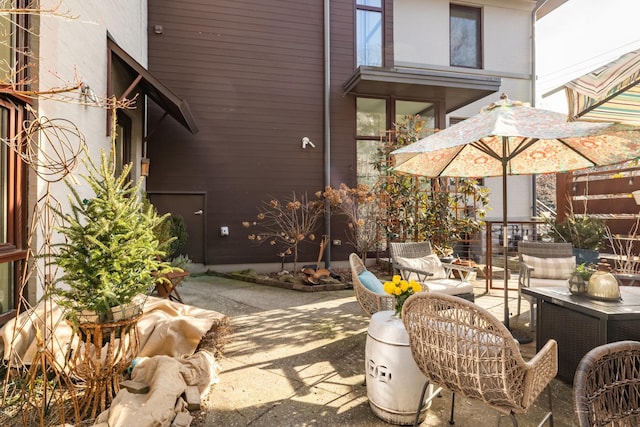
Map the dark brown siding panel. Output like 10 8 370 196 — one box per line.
148 0 356 265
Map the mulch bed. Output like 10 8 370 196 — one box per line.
206 259 394 292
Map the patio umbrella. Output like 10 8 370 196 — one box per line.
391 94 640 331
563 49 640 126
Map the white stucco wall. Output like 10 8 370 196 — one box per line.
395 0 533 74
394 0 536 118
394 0 537 223
37 0 146 151
394 0 450 65
32 1 148 299
483 3 532 74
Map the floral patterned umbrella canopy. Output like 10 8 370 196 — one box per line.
392 95 640 177
391 94 640 331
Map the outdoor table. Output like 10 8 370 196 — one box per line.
522 286 640 383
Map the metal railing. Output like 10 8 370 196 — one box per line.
482 219 549 292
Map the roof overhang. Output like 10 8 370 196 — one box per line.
535 0 568 20
108 37 199 134
343 66 501 113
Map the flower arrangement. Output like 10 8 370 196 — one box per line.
383 275 422 317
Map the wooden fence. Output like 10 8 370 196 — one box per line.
557 162 640 273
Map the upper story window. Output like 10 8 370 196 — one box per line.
356 0 383 67
450 4 482 69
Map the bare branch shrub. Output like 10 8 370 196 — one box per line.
606 216 640 275
243 192 324 272
323 183 383 261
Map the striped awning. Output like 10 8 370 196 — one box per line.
564 49 640 125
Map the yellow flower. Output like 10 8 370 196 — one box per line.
383 281 395 295
409 280 422 292
384 275 423 298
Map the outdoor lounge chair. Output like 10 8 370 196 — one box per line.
402 291 558 427
517 241 574 329
388 241 476 301
349 253 394 316
573 340 640 426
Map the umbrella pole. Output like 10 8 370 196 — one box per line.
502 151 532 343
502 163 510 329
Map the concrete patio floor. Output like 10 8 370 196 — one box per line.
178 272 579 426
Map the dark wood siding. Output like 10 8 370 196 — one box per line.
147 0 358 265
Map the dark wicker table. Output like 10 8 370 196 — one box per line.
522 286 640 383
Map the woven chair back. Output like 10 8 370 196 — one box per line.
402 292 531 415
574 340 640 426
389 241 434 260
517 241 573 260
349 253 393 316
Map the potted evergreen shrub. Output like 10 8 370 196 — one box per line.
145 197 188 263
50 150 174 325
548 214 607 265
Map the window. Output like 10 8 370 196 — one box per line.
395 100 435 133
0 2 29 323
0 99 27 323
356 98 386 187
450 4 482 69
356 98 436 188
356 0 383 67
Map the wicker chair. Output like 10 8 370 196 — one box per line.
402 292 557 427
349 253 394 316
388 241 476 301
517 241 574 329
573 340 640 427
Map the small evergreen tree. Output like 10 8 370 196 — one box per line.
50 149 174 319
